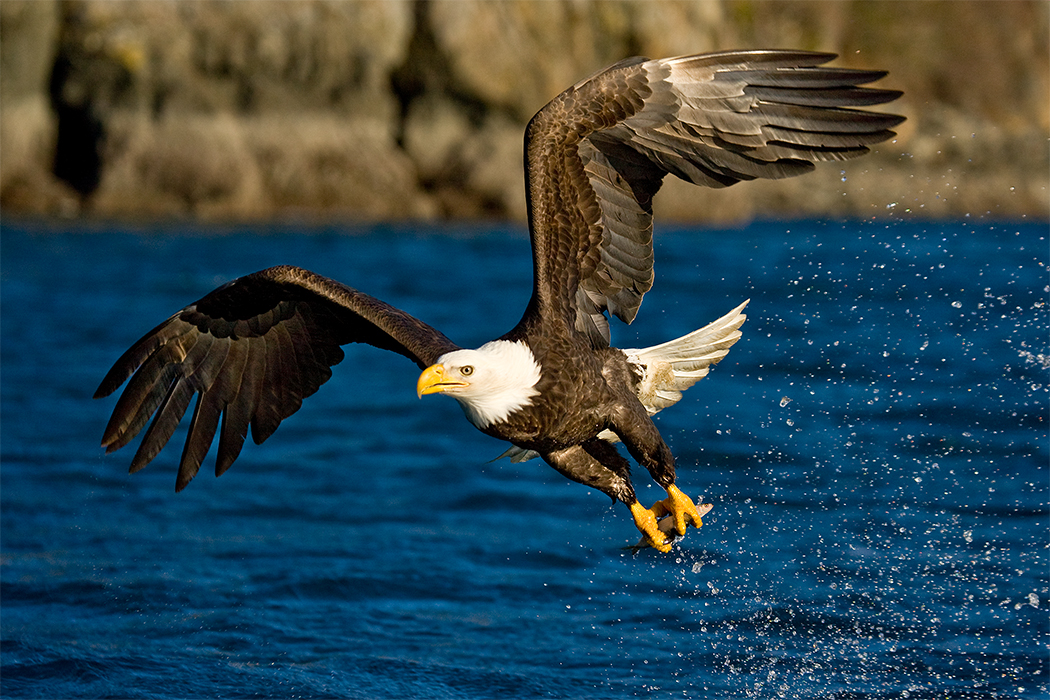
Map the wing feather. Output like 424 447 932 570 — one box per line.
129 363 198 473
216 336 263 477
175 338 232 490
520 50 903 344
96 265 459 489
102 340 189 452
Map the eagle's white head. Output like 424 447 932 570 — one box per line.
416 340 541 428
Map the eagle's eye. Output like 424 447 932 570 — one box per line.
461 365 474 376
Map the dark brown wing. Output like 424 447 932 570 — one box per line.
519 50 904 345
94 265 459 490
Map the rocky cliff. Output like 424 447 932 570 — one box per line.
2 0 1047 223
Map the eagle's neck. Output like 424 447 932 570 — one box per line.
454 340 541 429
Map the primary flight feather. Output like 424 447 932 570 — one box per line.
96 50 903 551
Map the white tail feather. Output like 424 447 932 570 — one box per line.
624 299 748 414
495 300 748 463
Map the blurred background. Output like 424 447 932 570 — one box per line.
1 0 1047 224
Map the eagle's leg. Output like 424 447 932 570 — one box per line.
608 407 711 541
576 440 680 551
544 441 673 552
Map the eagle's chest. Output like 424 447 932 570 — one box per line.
482 348 616 449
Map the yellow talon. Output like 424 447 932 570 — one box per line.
629 489 714 553
629 501 671 553
658 484 706 535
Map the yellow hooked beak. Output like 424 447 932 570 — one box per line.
416 363 468 398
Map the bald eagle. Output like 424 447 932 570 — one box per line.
95 50 902 552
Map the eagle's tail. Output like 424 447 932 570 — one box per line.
494 301 747 464
624 300 748 416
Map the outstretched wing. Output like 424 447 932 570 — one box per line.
94 265 459 490
520 50 904 345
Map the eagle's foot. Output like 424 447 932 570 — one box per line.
651 484 708 535
629 500 672 553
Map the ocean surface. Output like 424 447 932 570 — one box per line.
1 217 1046 699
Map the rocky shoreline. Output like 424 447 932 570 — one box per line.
2 0 1047 224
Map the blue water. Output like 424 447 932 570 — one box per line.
1 217 1047 699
